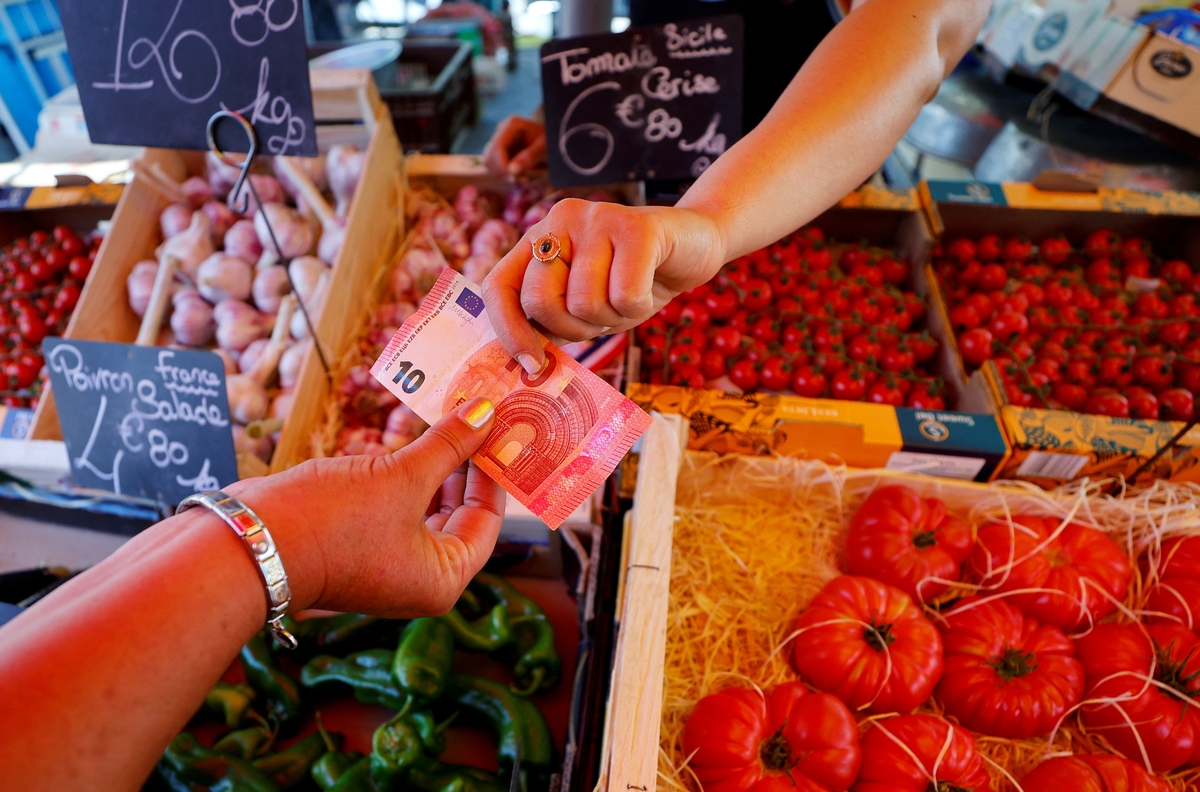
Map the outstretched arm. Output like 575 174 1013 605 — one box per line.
484 0 990 373
0 399 503 792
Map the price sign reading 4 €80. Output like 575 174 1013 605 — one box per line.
58 0 317 156
42 339 239 508
540 15 744 187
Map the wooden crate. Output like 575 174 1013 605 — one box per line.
29 69 404 481
599 421 1195 792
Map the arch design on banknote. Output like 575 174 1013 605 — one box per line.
481 380 599 494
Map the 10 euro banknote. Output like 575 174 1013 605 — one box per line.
370 268 651 529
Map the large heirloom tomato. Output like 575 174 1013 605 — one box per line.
1020 754 1170 792
934 597 1083 738
1075 623 1200 772
792 576 943 714
844 485 974 602
851 714 993 792
681 682 862 792
967 515 1130 631
1142 536 1200 630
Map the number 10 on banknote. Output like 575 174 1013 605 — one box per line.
371 268 652 529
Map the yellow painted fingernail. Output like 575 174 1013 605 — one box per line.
462 398 495 430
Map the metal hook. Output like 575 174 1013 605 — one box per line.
207 111 257 215
206 110 331 375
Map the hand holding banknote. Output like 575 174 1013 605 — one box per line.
372 269 651 529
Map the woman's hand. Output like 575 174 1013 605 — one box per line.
483 115 548 177
241 397 505 618
482 199 727 373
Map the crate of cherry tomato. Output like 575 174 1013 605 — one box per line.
626 191 1010 481
603 417 1200 792
923 181 1200 486
0 196 115 412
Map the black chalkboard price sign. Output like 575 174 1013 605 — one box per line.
42 339 239 508
540 15 744 187
58 0 317 156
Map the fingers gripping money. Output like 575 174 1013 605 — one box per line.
371 269 650 528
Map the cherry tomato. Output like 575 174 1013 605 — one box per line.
958 328 994 366
976 234 1003 262
700 349 726 380
865 380 904 406
947 238 977 264
1003 238 1033 261
790 365 827 398
988 311 1028 340
67 255 93 281
759 356 792 391
28 230 49 247
59 235 85 257
1159 388 1196 422
667 343 704 369
1161 259 1194 284
703 288 738 320
1083 228 1120 258
641 335 667 367
1133 354 1174 391
1127 386 1160 420
709 326 743 356
1051 382 1088 410
728 358 760 391
906 380 945 409
1039 235 1072 265
830 368 867 401
847 334 881 364
977 263 1007 291
679 301 712 331
1086 390 1130 417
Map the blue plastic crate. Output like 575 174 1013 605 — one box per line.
0 0 71 151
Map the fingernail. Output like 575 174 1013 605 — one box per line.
461 398 495 430
517 353 543 376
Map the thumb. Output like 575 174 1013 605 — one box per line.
401 398 496 486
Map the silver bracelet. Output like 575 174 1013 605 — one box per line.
176 490 298 649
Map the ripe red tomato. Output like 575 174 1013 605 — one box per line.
792 576 943 714
977 263 1007 291
854 715 992 792
641 335 667 367
908 335 937 364
704 288 739 320
700 349 726 380
681 683 862 792
1161 259 1194 284
1086 391 1130 417
947 238 977 264
3 359 38 389
967 515 1131 631
865 381 904 406
1040 235 1072 265
1133 354 1174 391
879 256 908 285
830 368 867 401
949 304 982 331
1076 623 1200 772
1084 228 1120 258
847 334 881 364
657 300 683 324
1142 536 1200 631
710 326 743 356
759 356 792 391
667 343 704 369
1134 293 1170 320
1021 754 1171 792
679 301 712 331
790 365 827 398
728 359 760 391
67 254 91 280
741 278 772 312
844 485 973 602
958 328 994 367
976 234 1003 261
934 597 1083 738
988 311 1028 340
1160 388 1196 422
1003 238 1033 261
1127 386 1160 420
906 380 945 409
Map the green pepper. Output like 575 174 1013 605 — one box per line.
241 634 303 726
441 604 511 652
158 732 280 792
213 722 276 760
312 713 363 790
470 573 561 695
301 650 405 709
444 674 553 772
252 732 328 789
370 707 424 791
204 682 257 728
405 754 508 792
326 758 378 792
392 618 454 700
409 709 451 756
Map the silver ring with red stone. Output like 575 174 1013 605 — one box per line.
532 233 568 267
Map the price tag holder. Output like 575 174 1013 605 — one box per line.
42 339 239 508
58 0 317 156
540 15 744 187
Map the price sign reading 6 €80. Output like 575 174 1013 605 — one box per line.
58 0 317 156
540 15 744 187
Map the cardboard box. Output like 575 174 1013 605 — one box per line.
627 384 1009 481
922 179 1200 487
1056 12 1151 108
1106 30 1200 138
1015 0 1112 74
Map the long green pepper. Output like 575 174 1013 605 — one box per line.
301 650 406 709
440 603 511 651
469 573 561 695
392 618 455 700
204 682 257 729
369 707 425 790
405 754 508 792
252 732 328 789
444 674 554 772
158 732 279 792
241 634 303 726
311 713 361 790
